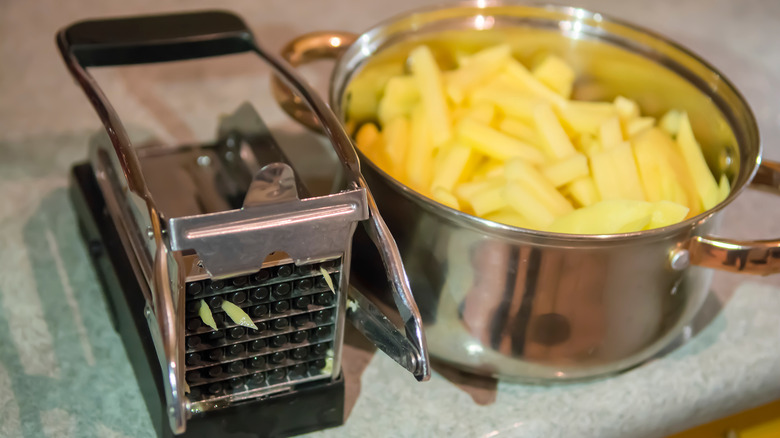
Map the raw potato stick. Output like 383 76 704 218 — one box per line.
320 267 337 294
532 54 575 97
378 76 419 125
548 200 654 234
676 113 720 210
406 104 435 193
432 187 461 209
610 142 646 201
504 158 574 216
505 180 559 228
430 142 474 191
199 299 217 330
468 185 507 216
599 117 623 150
409 45 451 147
470 85 541 122
446 44 512 104
565 176 600 207
457 119 545 163
222 301 258 330
542 153 589 187
533 104 577 159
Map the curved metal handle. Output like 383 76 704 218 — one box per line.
271 30 430 380
270 31 358 132
357 190 431 381
57 11 259 434
150 213 187 433
688 160 780 275
57 10 256 199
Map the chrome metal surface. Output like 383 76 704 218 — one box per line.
88 133 186 430
289 1 774 380
90 137 154 304
88 103 357 420
270 26 431 382
242 163 299 207
178 105 353 403
168 185 368 279
357 193 431 381
347 287 425 378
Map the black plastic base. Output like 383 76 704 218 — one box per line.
69 162 345 438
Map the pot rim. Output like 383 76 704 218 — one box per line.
330 0 761 243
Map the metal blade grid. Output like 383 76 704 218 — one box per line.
183 258 340 403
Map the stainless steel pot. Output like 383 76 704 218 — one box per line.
272 2 780 381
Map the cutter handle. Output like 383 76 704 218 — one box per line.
55 12 257 435
61 11 254 67
56 10 258 201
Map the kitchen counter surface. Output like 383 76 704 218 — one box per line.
1 1 780 437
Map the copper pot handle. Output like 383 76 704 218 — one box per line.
688 160 780 275
270 31 358 132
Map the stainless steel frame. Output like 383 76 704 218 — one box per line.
57 11 430 435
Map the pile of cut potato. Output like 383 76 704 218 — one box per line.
352 44 730 234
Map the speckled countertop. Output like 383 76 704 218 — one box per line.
2 1 780 437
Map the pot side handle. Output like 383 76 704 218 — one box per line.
270 31 358 132
688 160 780 275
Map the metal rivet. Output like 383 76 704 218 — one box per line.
669 249 690 271
197 155 211 167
